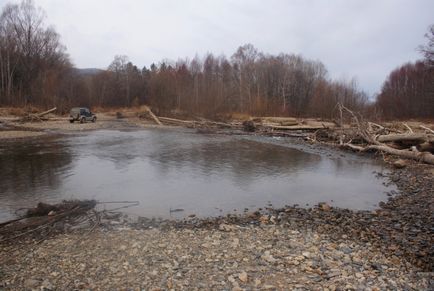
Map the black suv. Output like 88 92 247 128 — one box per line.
69 107 97 123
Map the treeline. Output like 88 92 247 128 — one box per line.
0 0 432 120
0 0 369 118
377 61 433 119
376 24 434 120
79 47 369 118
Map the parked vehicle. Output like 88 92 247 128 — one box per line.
69 107 96 123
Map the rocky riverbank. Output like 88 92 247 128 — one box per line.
0 160 433 290
1 224 431 290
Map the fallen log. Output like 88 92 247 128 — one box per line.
366 145 434 165
420 125 434 134
159 116 196 125
342 143 434 164
331 103 434 165
265 125 327 131
256 117 298 126
417 142 434 153
376 133 434 144
146 107 162 125
202 120 235 129
36 107 57 117
138 106 162 125
19 107 57 122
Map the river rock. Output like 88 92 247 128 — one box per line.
238 271 248 283
219 223 236 232
393 159 407 169
24 278 40 288
319 202 331 211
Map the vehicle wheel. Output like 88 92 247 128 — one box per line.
92 117 96 123
80 117 85 124
69 120 74 123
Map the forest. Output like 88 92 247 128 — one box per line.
0 0 433 119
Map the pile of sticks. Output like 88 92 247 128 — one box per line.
312 103 434 165
0 200 141 244
0 200 97 243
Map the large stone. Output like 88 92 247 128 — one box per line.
238 271 248 283
393 159 407 169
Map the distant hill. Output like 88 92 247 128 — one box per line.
74 68 104 76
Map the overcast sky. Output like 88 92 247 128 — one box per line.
1 0 433 96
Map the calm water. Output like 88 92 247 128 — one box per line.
0 129 393 221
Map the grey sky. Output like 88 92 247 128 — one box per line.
1 0 433 96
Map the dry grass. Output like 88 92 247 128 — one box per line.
227 112 252 121
0 106 51 117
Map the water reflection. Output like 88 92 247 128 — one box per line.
0 137 72 220
0 129 392 222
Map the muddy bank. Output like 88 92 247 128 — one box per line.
0 161 433 290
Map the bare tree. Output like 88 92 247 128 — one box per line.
0 0 69 106
419 24 434 67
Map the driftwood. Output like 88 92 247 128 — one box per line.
0 200 97 243
159 117 196 126
417 142 434 153
145 106 162 125
265 125 327 131
37 107 57 117
368 145 434 164
20 107 57 122
138 106 162 125
158 117 236 130
329 103 434 165
376 133 434 144
420 125 434 134
255 117 298 126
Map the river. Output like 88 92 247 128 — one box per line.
0 128 394 221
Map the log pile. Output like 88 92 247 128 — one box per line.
311 103 434 165
153 115 332 135
156 116 241 130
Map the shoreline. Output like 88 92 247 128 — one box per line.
0 116 433 289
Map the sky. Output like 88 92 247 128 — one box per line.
1 0 433 96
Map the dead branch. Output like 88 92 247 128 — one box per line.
144 106 162 125
138 106 162 125
365 145 434 165
19 107 57 122
264 125 327 131
36 107 57 117
420 125 434 134
159 117 196 126
368 122 385 130
376 133 433 144
402 123 413 133
256 117 298 126
331 103 434 165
